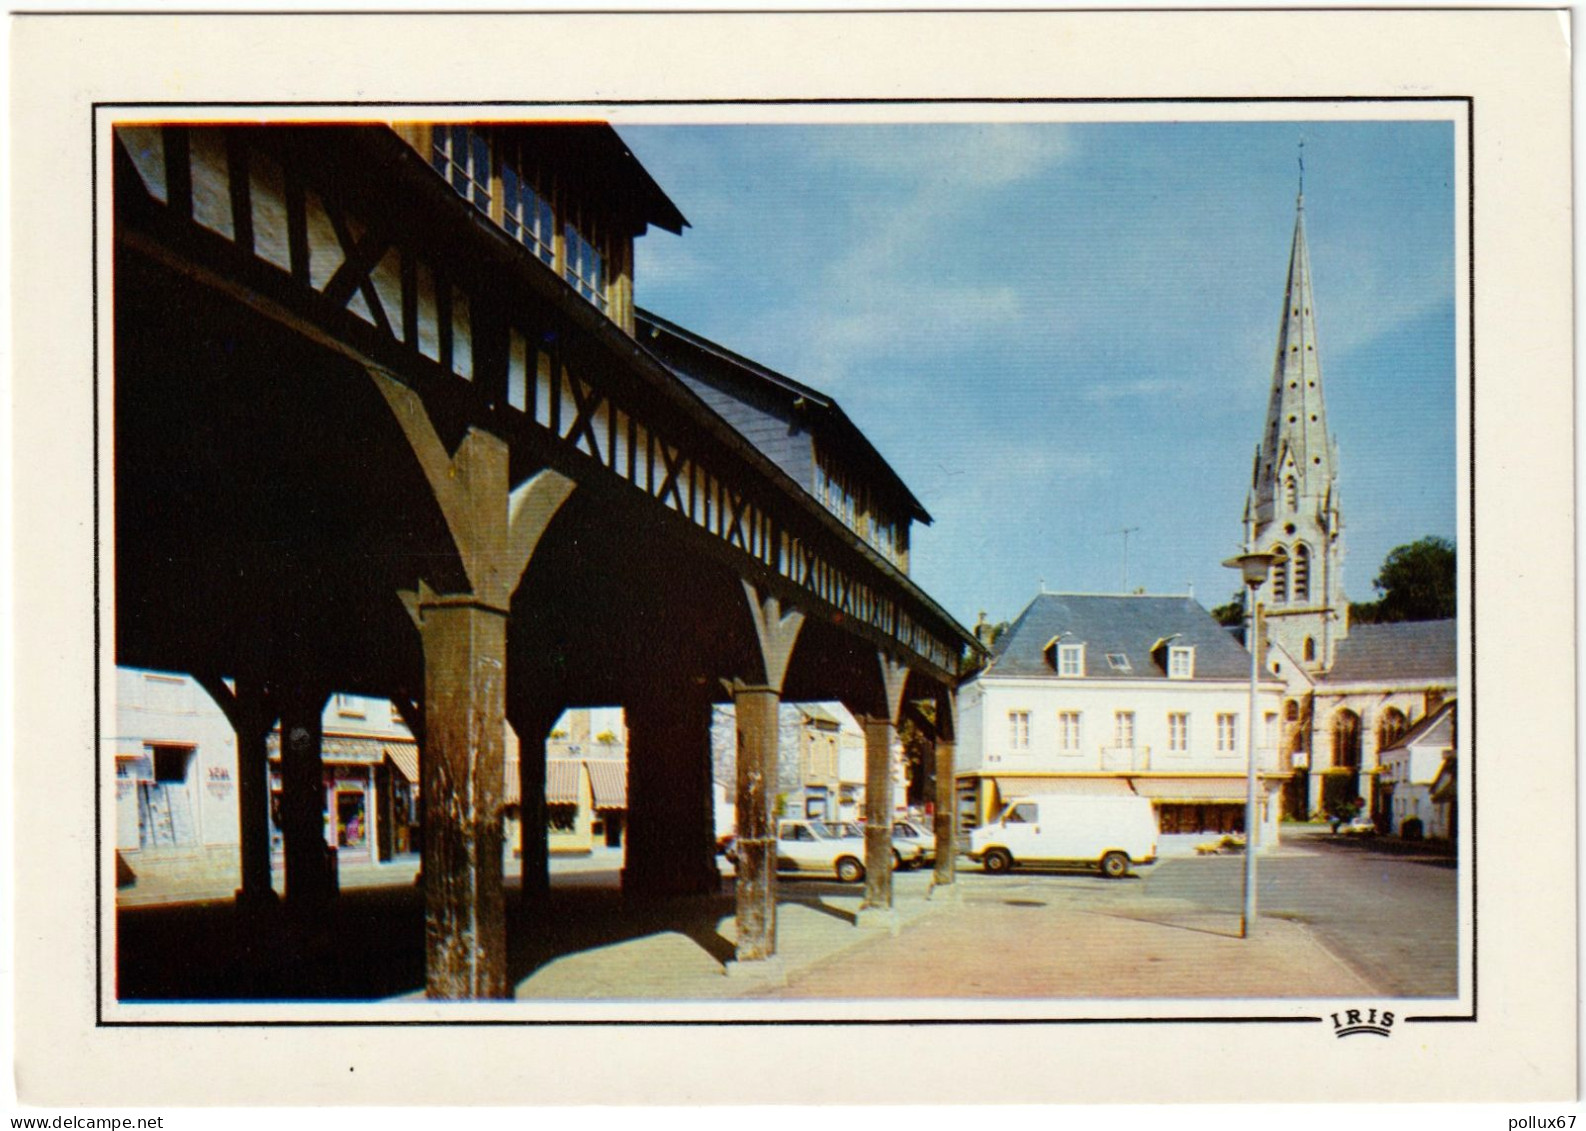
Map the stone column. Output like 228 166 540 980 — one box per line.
932 735 957 889
860 715 896 916
279 687 330 910
418 595 509 999
233 683 278 908
732 684 780 961
623 688 718 899
506 695 559 910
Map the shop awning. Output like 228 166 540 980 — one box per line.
587 760 627 810
546 759 582 805
986 776 1137 797
384 743 419 785
1130 777 1249 803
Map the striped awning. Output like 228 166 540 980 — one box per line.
384 743 419 785
545 759 582 805
587 759 627 810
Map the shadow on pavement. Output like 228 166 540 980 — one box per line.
117 880 748 1002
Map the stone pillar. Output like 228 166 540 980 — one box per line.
280 687 330 910
732 684 780 961
861 715 896 914
623 688 718 899
234 683 277 908
418 595 509 1000
932 736 957 889
506 695 558 909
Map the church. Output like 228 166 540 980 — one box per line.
1240 187 1457 829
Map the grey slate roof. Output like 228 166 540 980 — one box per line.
1324 620 1456 685
986 594 1254 681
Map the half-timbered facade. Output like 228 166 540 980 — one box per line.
112 119 977 999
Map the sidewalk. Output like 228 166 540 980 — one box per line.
513 862 1373 1002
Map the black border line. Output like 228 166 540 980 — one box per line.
94 95 1476 1031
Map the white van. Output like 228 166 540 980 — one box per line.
965 795 1158 878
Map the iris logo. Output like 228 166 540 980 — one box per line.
1331 1007 1394 1038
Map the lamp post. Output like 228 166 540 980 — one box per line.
1223 549 1275 939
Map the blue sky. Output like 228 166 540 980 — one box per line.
618 119 1457 631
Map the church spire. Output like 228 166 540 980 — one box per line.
1244 186 1347 674
1253 190 1333 523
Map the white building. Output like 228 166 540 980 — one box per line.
957 594 1286 848
1377 699 1456 840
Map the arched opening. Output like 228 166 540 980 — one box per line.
1303 637 1316 663
1270 547 1289 604
1293 543 1311 602
1376 706 1410 753
1332 709 1362 770
1284 475 1297 510
1284 698 1299 722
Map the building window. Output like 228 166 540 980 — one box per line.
1114 711 1135 749
1293 543 1311 602
1217 713 1239 753
501 154 556 266
1058 644 1084 677
1284 475 1297 510
1057 711 1081 752
1008 710 1030 751
1105 653 1131 672
1304 637 1316 663
1168 712 1189 752
1167 646 1195 679
564 220 608 313
431 124 492 216
1264 711 1278 749
334 693 366 719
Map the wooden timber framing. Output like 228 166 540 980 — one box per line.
112 122 976 683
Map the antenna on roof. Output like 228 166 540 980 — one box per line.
1118 526 1140 592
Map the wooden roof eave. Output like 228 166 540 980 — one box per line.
313 128 978 668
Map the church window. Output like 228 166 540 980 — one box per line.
1332 710 1362 769
1377 707 1409 752
1284 476 1297 509
1270 549 1289 603
1303 637 1316 663
1293 544 1311 601
1284 699 1299 722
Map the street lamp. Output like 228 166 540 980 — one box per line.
1223 549 1275 939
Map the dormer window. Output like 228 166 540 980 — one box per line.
1058 644 1085 677
1105 653 1131 673
1167 646 1195 679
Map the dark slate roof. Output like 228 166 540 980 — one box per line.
635 308 931 524
1324 620 1457 685
986 594 1255 680
1381 699 1456 754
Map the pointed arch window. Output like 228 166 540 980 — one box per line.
1284 475 1297 510
1293 543 1311 602
1303 637 1316 663
1270 548 1289 604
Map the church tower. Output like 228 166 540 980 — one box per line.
1244 186 1348 674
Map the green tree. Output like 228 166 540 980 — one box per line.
1350 536 1456 624
1210 591 1246 627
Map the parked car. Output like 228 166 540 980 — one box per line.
964 795 1158 878
891 819 935 868
774 818 868 882
821 819 921 870
1339 815 1377 836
